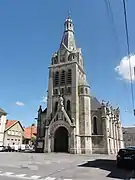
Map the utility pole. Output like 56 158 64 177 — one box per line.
133 66 135 116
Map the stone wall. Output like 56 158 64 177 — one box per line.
92 136 105 154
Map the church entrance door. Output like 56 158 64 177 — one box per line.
54 126 68 153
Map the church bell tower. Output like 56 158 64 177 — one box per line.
44 16 92 154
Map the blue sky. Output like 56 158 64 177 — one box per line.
0 0 135 127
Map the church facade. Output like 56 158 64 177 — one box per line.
36 16 124 154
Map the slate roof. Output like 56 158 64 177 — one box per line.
0 108 7 115
91 96 101 111
42 108 47 114
60 18 76 51
123 127 135 134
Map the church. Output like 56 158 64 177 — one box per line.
36 16 124 154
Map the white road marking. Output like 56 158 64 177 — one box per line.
0 171 73 180
30 175 41 179
15 174 27 177
3 172 14 175
43 177 56 180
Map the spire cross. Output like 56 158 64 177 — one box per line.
68 10 71 18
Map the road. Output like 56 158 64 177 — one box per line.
0 152 134 180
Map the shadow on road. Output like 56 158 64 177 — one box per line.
78 159 135 179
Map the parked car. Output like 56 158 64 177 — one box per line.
4 145 12 152
24 145 35 153
18 144 26 152
117 146 135 169
0 146 5 152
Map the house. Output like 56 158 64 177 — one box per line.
23 124 37 145
123 127 135 147
0 108 7 146
4 120 24 146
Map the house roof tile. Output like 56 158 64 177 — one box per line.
24 125 37 139
5 120 24 132
5 120 18 130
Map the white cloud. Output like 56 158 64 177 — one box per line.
16 101 24 106
41 96 47 103
115 54 135 81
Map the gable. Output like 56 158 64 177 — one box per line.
9 122 23 132
91 97 101 111
5 121 24 132
5 120 17 130
50 107 74 127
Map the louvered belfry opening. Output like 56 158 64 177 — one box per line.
61 70 66 85
67 69 72 84
55 71 59 86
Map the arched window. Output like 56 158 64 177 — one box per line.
67 100 71 118
55 89 58 95
54 71 59 86
67 87 71 94
67 100 71 111
81 88 83 94
67 69 72 84
54 89 58 95
54 57 58 64
54 102 58 113
60 88 64 95
60 57 65 62
68 54 72 61
85 88 88 94
61 70 65 85
63 98 65 108
93 117 97 135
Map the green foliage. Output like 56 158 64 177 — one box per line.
31 136 36 143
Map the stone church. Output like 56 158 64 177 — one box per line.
36 16 124 154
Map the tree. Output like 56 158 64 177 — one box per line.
31 136 36 145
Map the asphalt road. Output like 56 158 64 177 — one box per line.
0 152 133 180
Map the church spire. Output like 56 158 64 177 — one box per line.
64 13 74 33
60 14 76 51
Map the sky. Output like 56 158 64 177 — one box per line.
0 0 135 127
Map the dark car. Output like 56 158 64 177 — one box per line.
117 147 135 169
0 146 5 152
